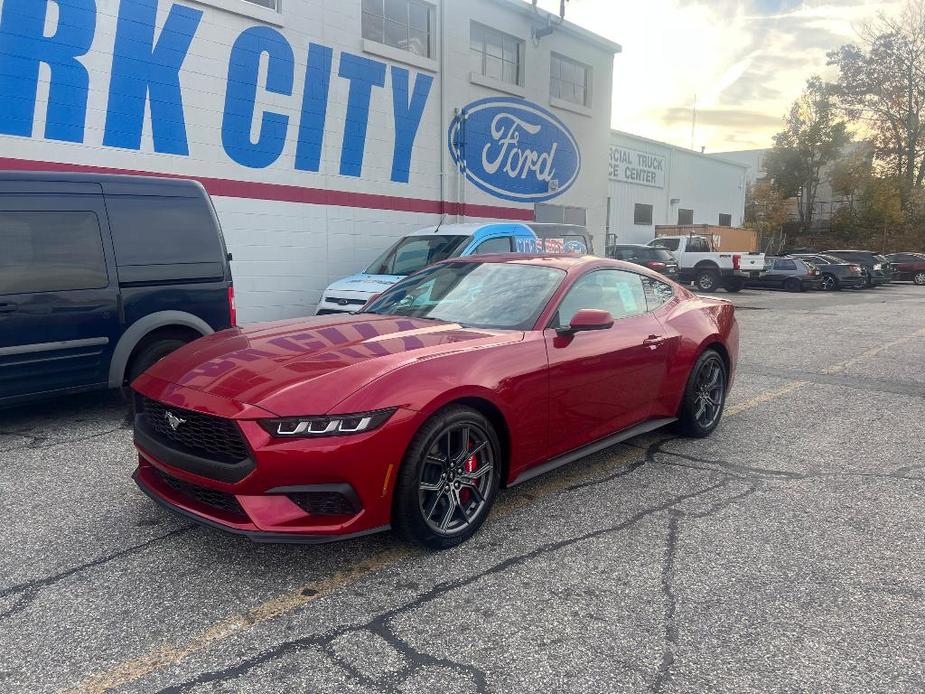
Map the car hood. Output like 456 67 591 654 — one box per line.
142 314 523 416
324 273 405 296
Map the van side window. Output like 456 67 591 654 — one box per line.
0 211 108 294
107 196 222 265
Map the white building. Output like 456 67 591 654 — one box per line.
0 0 619 322
608 132 749 245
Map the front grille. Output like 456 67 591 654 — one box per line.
156 469 246 518
288 491 357 516
326 296 367 306
139 397 249 464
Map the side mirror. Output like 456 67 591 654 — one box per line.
557 309 614 336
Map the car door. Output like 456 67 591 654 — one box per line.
544 269 670 458
0 192 120 402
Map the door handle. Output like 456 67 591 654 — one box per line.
643 335 668 349
0 303 18 314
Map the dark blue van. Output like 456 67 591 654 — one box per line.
0 172 235 407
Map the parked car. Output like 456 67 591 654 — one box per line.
647 234 766 293
607 244 679 280
132 255 738 549
791 253 866 290
0 172 235 407
885 252 925 285
745 257 822 292
824 250 891 287
316 223 594 315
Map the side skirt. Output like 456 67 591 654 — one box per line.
508 417 677 487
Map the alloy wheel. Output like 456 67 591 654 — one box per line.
820 275 837 291
693 358 725 429
915 272 925 286
418 423 495 536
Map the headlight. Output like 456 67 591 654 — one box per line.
259 408 397 438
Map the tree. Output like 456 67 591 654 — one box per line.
744 180 793 251
764 77 850 233
829 1 925 211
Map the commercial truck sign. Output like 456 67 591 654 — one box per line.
609 145 665 188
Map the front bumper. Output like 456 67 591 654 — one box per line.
131 378 421 542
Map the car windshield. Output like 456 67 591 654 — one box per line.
363 261 565 330
365 235 470 276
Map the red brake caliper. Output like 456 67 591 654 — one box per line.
461 441 477 503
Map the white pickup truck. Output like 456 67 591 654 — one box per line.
647 235 767 293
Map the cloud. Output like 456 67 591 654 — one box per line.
660 107 784 128
535 0 902 150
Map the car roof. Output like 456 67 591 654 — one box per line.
826 249 874 253
407 222 531 237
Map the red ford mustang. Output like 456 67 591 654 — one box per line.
132 255 738 548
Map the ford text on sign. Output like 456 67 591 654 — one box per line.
448 97 581 203
608 146 665 189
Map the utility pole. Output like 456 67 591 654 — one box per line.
690 94 697 150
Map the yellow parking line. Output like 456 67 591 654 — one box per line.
64 327 925 692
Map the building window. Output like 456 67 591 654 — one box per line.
470 22 523 86
678 208 694 225
718 213 732 227
551 53 591 107
634 203 653 225
242 0 279 9
362 0 434 58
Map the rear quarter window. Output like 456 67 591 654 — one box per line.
107 196 222 266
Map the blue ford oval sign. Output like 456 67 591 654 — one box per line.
448 97 581 203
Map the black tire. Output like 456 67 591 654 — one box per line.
673 350 728 438
393 406 501 550
694 268 720 293
126 338 189 386
783 277 803 292
723 278 745 293
914 271 925 286
820 274 839 291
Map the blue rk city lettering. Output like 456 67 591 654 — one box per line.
0 0 434 183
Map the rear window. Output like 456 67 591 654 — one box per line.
651 238 679 251
829 251 876 263
0 211 108 294
107 196 222 266
648 248 675 262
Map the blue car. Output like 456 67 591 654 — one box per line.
0 172 235 407
316 222 593 314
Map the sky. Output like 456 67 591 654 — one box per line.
536 0 902 153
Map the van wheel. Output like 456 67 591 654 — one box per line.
126 338 189 387
695 269 720 292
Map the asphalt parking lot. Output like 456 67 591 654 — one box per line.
1 284 923 694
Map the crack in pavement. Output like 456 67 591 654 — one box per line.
0 525 195 621
738 365 925 398
0 423 129 454
155 456 729 693
651 483 759 693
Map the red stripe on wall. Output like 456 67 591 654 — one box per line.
0 157 535 221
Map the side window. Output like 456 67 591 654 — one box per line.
718 213 732 227
611 247 633 260
773 259 797 271
0 211 108 294
643 277 675 311
653 238 679 251
473 236 513 255
551 270 646 329
107 196 221 266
